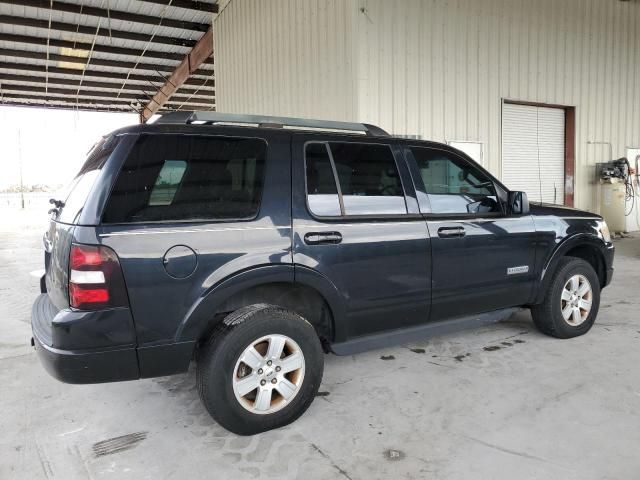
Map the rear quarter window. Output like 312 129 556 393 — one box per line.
102 134 267 223
57 136 116 224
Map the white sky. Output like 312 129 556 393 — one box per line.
0 106 138 189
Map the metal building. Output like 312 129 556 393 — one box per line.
213 0 640 216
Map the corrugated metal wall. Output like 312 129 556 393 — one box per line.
214 0 358 121
355 0 640 212
215 0 640 212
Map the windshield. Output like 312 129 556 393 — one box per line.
56 136 118 224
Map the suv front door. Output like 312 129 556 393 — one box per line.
405 145 537 321
292 134 431 343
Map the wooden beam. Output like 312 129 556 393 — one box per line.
142 27 214 121
0 0 210 32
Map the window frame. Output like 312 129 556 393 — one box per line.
404 144 508 219
100 132 269 226
303 139 414 220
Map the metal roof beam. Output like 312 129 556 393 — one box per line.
2 84 143 102
0 72 215 95
0 99 135 112
0 92 136 106
0 0 211 32
0 61 215 88
136 0 218 13
0 97 213 113
0 32 185 61
0 48 177 73
0 14 197 48
142 27 213 121
1 84 215 104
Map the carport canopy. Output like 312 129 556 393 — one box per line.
0 0 217 121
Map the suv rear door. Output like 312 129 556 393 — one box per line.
404 144 537 320
292 133 431 343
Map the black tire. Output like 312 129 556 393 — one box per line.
196 304 324 435
531 256 601 339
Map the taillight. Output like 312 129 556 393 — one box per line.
69 244 128 310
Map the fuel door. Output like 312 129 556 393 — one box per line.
162 245 197 279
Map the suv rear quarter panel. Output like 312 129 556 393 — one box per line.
90 128 293 348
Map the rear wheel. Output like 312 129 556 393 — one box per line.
531 257 601 338
196 304 324 435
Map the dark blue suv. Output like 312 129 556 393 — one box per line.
32 112 614 435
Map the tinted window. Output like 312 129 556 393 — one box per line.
57 136 117 224
305 142 407 216
305 143 341 216
103 134 266 223
410 147 501 215
148 160 187 206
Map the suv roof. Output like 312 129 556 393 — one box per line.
150 111 391 137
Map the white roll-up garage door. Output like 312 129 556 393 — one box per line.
502 103 565 204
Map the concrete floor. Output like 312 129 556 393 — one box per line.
1 209 639 480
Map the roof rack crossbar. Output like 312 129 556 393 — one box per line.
153 111 389 136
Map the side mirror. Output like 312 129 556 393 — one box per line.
508 191 529 215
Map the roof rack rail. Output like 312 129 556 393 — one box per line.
153 111 389 137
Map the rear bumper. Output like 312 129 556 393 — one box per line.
32 332 139 384
31 293 139 384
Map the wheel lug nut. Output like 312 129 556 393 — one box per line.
271 378 277 384
258 368 263 374
275 366 281 372
267 360 272 366
260 379 266 386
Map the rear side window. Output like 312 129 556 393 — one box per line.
305 142 407 216
148 160 187 206
57 136 117 224
102 134 267 223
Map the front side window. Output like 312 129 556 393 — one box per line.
305 142 407 217
103 134 266 223
409 147 501 215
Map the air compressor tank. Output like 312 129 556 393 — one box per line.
599 180 626 232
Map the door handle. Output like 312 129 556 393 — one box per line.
304 231 343 245
437 226 465 238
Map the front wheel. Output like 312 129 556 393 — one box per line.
531 257 601 339
196 304 324 435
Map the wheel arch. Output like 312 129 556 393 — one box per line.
536 234 607 304
175 264 347 351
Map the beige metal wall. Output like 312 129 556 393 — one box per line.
354 0 640 212
214 0 640 212
214 0 358 121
